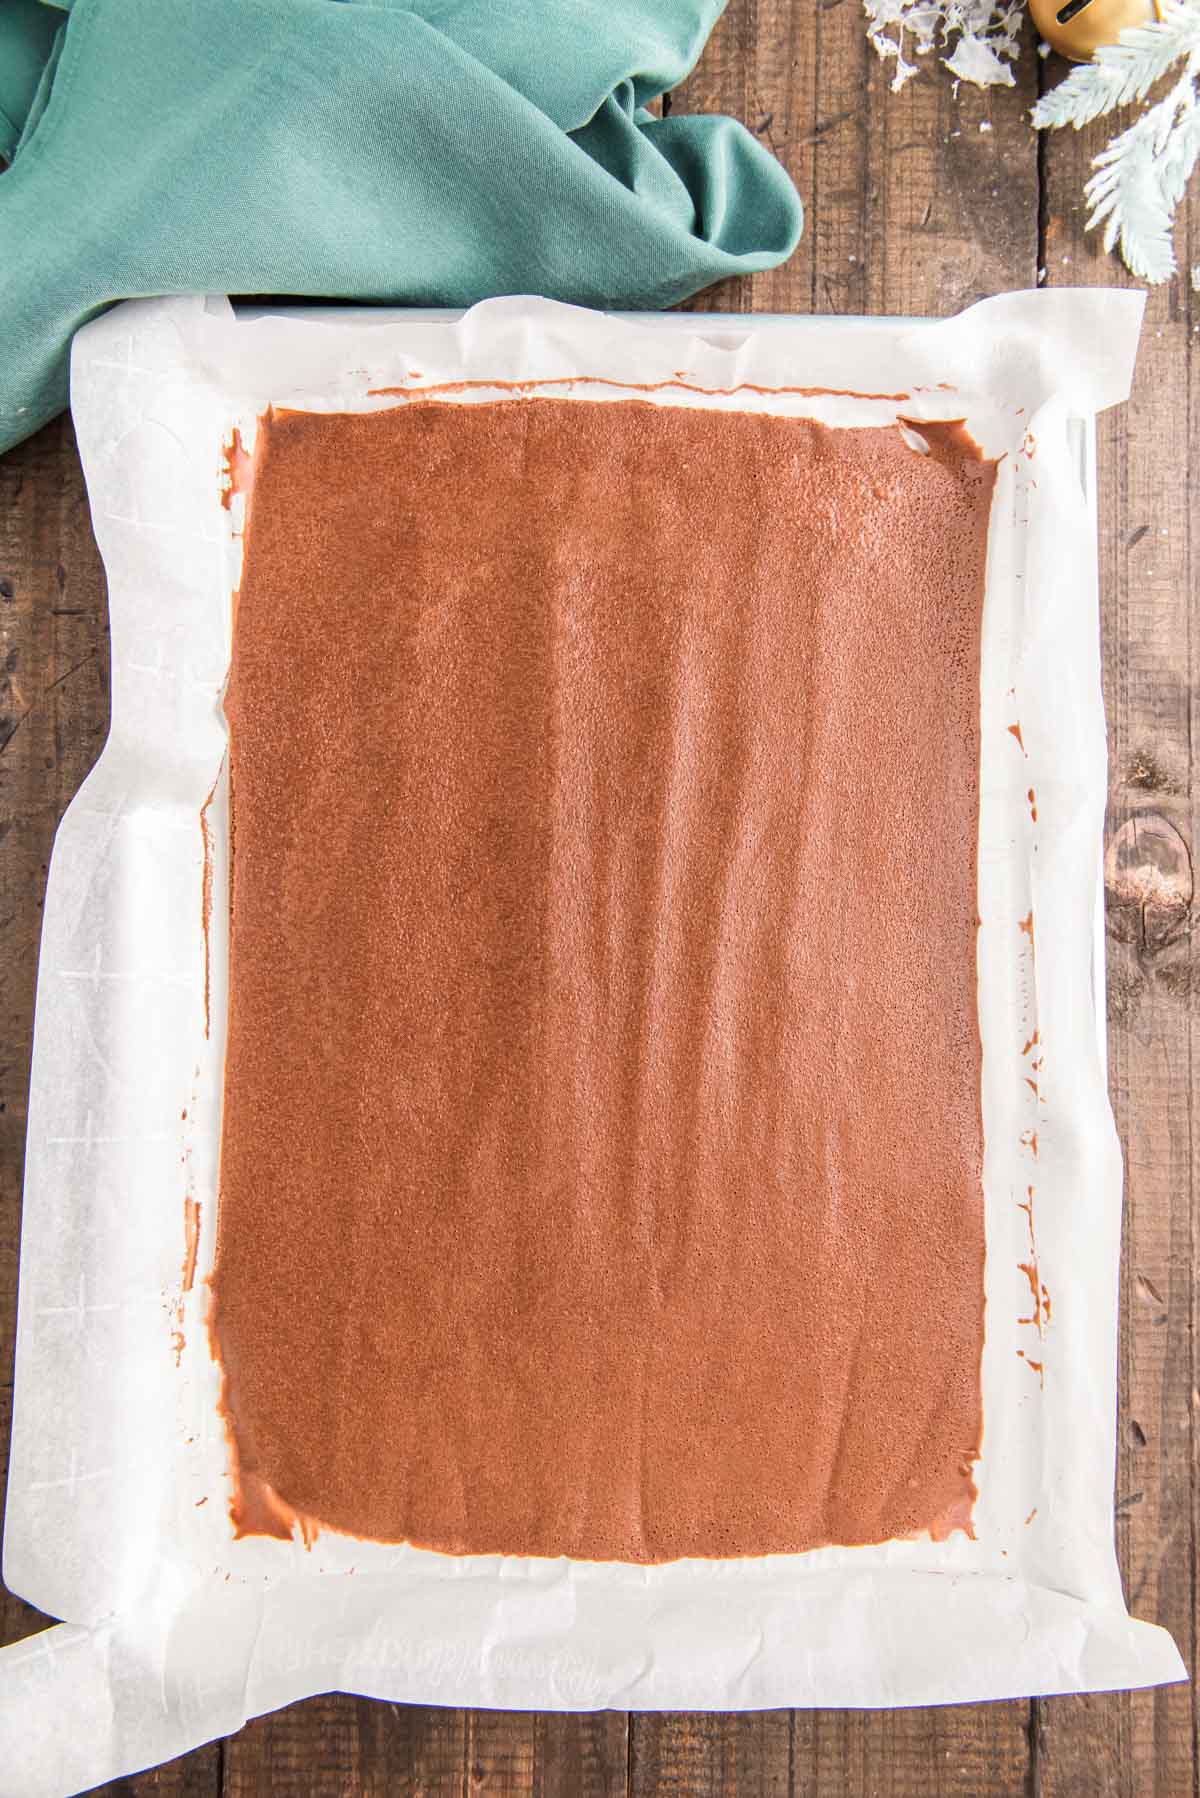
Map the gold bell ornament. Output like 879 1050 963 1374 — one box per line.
1028 0 1163 60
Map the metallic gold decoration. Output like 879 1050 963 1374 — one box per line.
1029 0 1158 61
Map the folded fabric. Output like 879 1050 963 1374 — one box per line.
0 0 58 163
0 0 803 455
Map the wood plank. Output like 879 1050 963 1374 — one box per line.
463 1708 536 1794
461 1709 629 1796
628 1710 791 1796
668 1 1040 1788
531 1713 629 1798
1035 50 1198 1798
223 1693 468 1796
792 1707 1031 1796
224 1701 628 1796
87 1750 224 1798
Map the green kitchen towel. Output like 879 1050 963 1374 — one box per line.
0 0 802 455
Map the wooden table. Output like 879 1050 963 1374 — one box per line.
2 3 1196 1791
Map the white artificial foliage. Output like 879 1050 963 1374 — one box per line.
944 30 1018 85
1085 75 1200 279
861 0 1022 90
862 0 1200 282
1032 1 1200 283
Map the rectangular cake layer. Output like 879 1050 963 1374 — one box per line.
211 395 994 1562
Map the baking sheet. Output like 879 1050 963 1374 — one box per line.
0 291 1186 1798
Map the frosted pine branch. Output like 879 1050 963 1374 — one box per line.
1084 75 1200 280
861 0 1200 282
1029 0 1200 282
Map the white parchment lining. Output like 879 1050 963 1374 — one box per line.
0 292 1185 1798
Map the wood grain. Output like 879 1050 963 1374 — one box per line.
87 1751 223 1798
629 1712 791 1796
223 1693 461 1795
225 1700 628 1796
1034 48 1199 1798
1 7 1195 1795
790 1707 1033 1797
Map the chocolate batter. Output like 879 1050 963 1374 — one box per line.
211 395 995 1562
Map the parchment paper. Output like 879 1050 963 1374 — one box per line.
0 291 1186 1798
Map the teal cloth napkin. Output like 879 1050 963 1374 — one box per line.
0 0 58 163
0 0 802 455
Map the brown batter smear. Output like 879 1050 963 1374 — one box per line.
1018 1262 1049 1332
365 374 909 404
225 1462 321 1547
182 1197 201 1294
210 395 995 1562
199 776 218 1040
1017 1184 1051 1335
174 1157 201 1362
220 426 255 511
